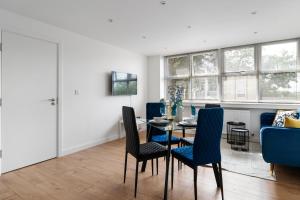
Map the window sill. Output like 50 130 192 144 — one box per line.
182 101 300 110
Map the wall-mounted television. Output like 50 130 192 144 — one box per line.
112 71 137 96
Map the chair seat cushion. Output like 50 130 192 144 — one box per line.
139 142 167 160
180 137 194 145
151 134 180 144
171 146 194 166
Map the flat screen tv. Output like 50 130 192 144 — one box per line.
112 71 137 95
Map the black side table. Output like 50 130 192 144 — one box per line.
226 121 246 144
230 128 250 151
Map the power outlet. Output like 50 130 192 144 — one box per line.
74 90 80 95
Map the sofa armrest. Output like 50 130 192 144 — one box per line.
260 113 276 128
260 127 300 167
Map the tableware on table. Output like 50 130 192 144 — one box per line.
149 119 170 126
178 120 197 126
160 104 166 116
153 117 163 122
191 105 196 116
185 118 196 124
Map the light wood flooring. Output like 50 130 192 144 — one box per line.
0 133 300 200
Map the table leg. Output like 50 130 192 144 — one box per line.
163 130 172 200
182 128 185 138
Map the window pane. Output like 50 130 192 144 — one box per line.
260 72 298 101
298 73 300 101
261 42 298 72
224 47 255 72
192 51 218 75
167 56 190 77
191 77 218 99
167 79 189 99
223 75 257 101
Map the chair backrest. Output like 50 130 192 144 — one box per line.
146 102 166 136
193 107 224 165
205 104 221 108
122 106 140 156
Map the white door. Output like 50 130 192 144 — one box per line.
1 31 58 173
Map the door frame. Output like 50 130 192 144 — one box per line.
0 29 64 175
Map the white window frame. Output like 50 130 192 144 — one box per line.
164 38 300 104
258 39 300 103
190 50 220 101
165 54 191 100
222 45 258 102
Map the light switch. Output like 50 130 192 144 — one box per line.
74 89 80 95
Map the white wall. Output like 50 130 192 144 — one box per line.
147 56 164 102
0 9 147 157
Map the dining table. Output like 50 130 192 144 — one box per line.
141 119 197 200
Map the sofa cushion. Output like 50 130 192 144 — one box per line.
272 110 298 127
285 117 300 128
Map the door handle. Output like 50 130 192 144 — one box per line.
48 98 56 105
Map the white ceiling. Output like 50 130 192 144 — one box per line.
0 0 300 56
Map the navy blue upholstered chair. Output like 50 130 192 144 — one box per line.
146 103 180 146
204 103 221 108
145 102 181 174
180 104 221 146
171 107 224 200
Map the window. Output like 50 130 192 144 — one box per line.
260 41 299 101
167 78 190 99
165 38 300 103
223 46 257 101
191 51 219 100
166 55 190 99
167 56 190 77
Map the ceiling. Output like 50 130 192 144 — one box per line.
0 0 300 56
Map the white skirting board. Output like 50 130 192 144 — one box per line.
61 134 120 156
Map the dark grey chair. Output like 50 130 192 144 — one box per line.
122 106 168 197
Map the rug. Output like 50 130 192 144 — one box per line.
220 139 275 181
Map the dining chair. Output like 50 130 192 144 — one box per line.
171 107 224 200
145 102 181 173
122 106 168 197
180 104 221 146
204 103 221 108
146 102 181 146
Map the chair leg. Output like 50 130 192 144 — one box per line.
194 167 198 200
212 163 220 187
124 152 128 183
270 163 275 176
134 160 139 198
151 159 154 176
156 158 159 175
218 162 224 200
177 143 180 170
171 156 174 189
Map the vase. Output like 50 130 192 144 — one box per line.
175 106 183 122
171 105 177 117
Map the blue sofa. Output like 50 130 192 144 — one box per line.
260 112 300 169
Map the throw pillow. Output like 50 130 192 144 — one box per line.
272 110 298 127
284 117 300 128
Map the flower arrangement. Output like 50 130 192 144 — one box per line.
168 85 184 116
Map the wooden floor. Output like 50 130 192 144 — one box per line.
0 134 300 200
